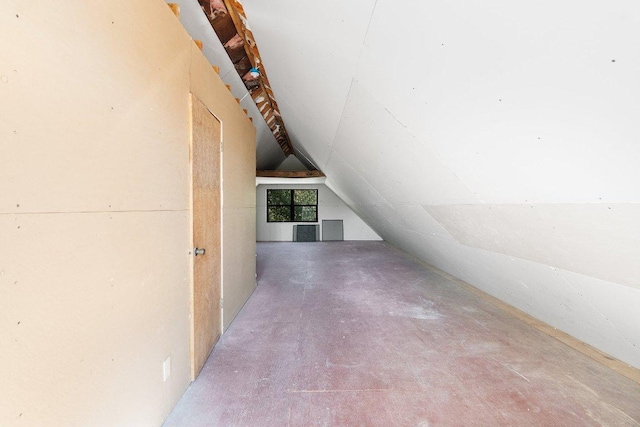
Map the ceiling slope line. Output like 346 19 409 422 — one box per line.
324 0 379 170
197 0 294 155
324 77 358 170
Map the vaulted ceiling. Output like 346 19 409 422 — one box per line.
172 0 640 371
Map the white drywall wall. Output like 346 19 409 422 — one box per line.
256 184 381 241
276 155 309 171
242 0 640 368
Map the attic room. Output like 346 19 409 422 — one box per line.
1 0 639 426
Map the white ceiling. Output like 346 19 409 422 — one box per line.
180 0 640 369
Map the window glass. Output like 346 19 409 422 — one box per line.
267 189 318 222
267 189 291 205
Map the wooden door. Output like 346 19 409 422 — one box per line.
190 94 222 380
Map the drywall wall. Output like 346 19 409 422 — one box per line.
0 1 255 425
257 184 381 241
166 0 284 170
242 0 640 368
190 45 257 331
276 155 308 171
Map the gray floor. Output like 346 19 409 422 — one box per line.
164 241 640 426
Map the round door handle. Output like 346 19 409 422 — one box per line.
194 247 206 256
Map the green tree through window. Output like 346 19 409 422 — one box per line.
267 189 318 222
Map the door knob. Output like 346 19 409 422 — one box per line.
194 247 206 256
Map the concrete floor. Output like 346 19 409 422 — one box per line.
164 241 640 426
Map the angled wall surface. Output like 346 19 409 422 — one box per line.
276 155 309 172
0 0 255 424
242 0 640 368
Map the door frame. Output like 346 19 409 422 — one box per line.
189 93 223 380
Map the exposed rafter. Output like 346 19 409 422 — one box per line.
256 170 326 178
197 0 293 156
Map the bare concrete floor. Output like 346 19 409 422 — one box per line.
164 241 640 426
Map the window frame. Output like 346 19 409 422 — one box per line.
266 189 318 223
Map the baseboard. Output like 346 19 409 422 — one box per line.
427 265 640 385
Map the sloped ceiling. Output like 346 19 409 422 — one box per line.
168 0 285 169
240 0 640 369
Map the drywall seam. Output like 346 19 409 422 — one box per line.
324 77 356 169
424 203 640 288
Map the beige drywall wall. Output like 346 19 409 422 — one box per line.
0 1 255 425
190 46 257 331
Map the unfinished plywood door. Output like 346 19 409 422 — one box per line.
190 95 222 380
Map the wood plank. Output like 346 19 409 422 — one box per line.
221 0 294 155
194 40 203 51
256 170 325 178
167 3 180 17
210 11 237 45
190 95 222 380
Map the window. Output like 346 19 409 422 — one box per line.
267 189 318 222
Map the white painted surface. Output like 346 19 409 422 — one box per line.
426 203 640 289
240 0 378 166
242 0 640 368
256 185 381 242
276 155 308 171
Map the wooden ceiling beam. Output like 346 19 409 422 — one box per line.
220 0 294 155
197 0 295 156
256 170 325 178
